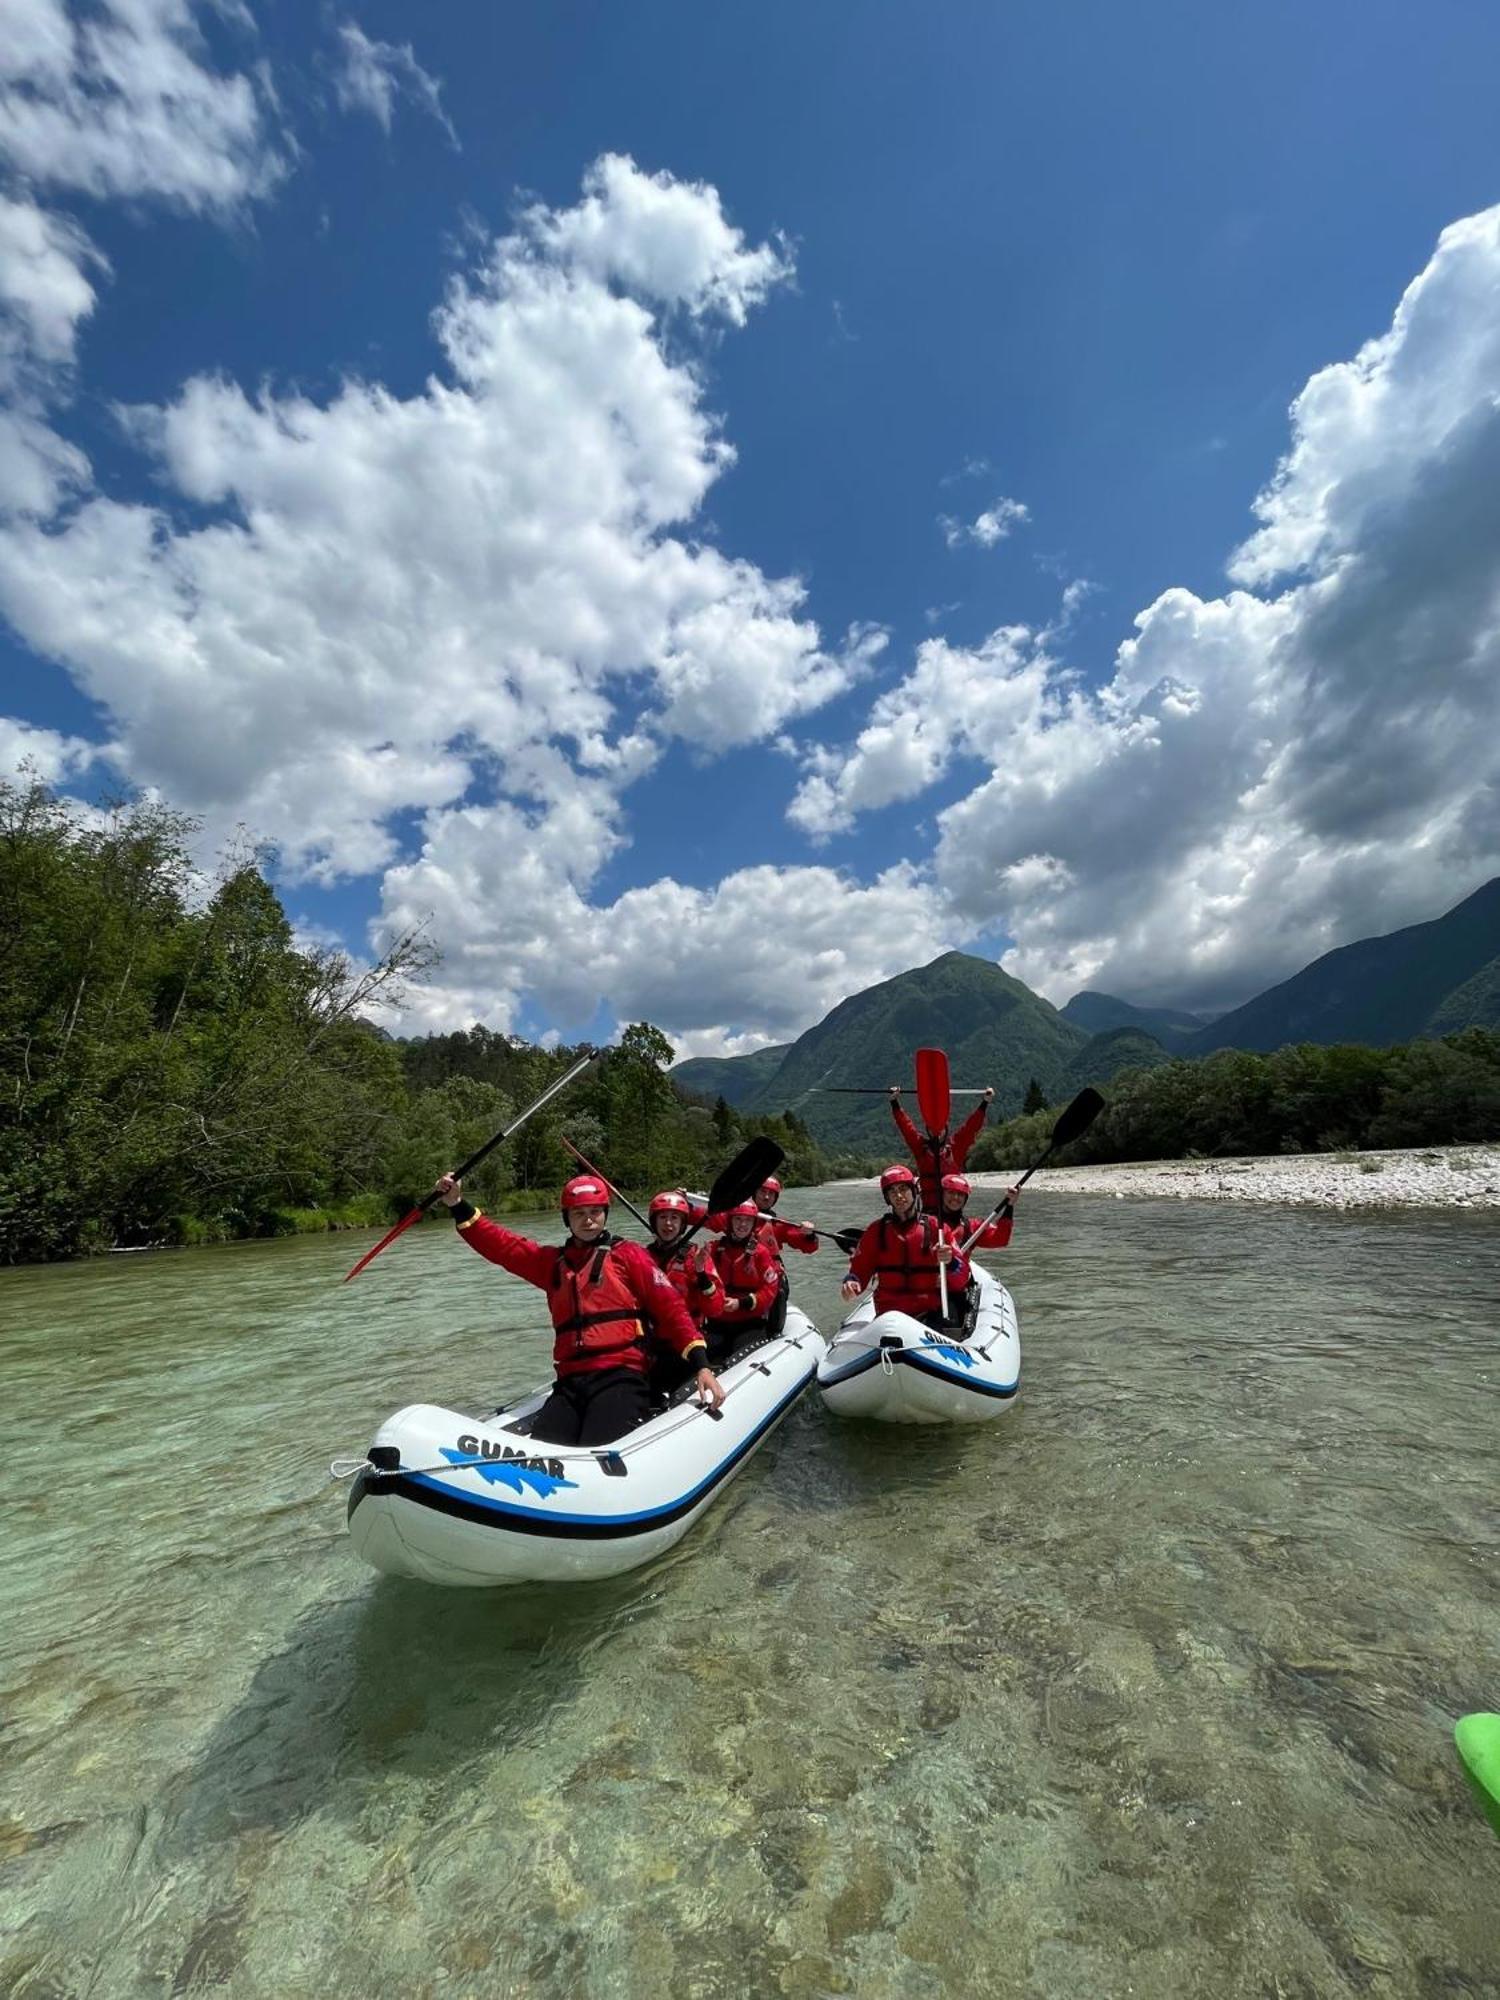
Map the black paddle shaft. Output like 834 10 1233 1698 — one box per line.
680 1137 786 1247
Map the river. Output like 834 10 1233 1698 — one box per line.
2 1192 1498 1998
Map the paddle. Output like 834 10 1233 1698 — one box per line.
1455 1713 1500 1840
958 1086 1106 1256
342 1052 596 1282
681 1137 787 1248
756 1214 863 1256
813 1086 988 1096
914 1049 952 1313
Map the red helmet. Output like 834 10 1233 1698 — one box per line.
879 1164 918 1196
649 1190 692 1220
727 1198 759 1220
940 1173 970 1201
560 1175 610 1212
757 1175 782 1202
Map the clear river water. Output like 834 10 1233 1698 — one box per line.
2 1191 1498 1999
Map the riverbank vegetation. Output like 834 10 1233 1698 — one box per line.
0 778 847 1262
970 1032 1500 1171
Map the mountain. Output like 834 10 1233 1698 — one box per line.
1059 1026 1175 1096
1061 990 1208 1050
671 1043 791 1108
1187 877 1500 1055
736 951 1090 1148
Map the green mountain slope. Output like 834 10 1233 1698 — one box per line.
671 1043 791 1108
1060 1026 1174 1096
745 951 1088 1147
1424 955 1500 1036
1188 876 1500 1055
1061 990 1208 1050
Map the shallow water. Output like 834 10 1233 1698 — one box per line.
2 1194 1498 1998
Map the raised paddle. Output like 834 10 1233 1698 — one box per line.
559 1136 651 1232
680 1137 787 1248
914 1049 952 1314
342 1052 596 1282
813 1086 988 1095
958 1086 1106 1256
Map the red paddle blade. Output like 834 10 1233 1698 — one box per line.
914 1047 951 1134
343 1204 423 1283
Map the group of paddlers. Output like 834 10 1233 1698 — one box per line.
431 1085 1020 1447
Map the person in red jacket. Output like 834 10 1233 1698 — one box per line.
889 1084 996 1213
754 1175 819 1258
645 1189 723 1324
710 1200 781 1360
432 1171 723 1445
839 1164 954 1324
935 1171 1019 1293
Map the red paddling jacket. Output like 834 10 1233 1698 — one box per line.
759 1215 818 1257
712 1233 780 1324
452 1212 708 1378
648 1239 723 1330
891 1099 991 1211
845 1211 949 1318
939 1209 1013 1287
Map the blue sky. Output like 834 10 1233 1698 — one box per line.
3 1 1500 1054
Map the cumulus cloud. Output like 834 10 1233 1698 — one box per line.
0 154 861 901
940 495 1029 549
333 20 457 146
376 814 960 1048
0 714 97 783
0 0 285 211
526 153 793 326
0 194 103 371
797 204 1500 1014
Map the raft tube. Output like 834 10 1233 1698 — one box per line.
346 1307 825 1586
1455 1713 1500 1841
818 1265 1020 1425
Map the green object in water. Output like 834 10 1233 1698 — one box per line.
1455 1714 1500 1840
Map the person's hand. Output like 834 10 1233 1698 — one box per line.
888 1084 901 1099
982 1087 995 1104
694 1367 725 1410
935 1241 953 1265
1006 1184 1021 1206
840 1277 863 1302
433 1173 462 1207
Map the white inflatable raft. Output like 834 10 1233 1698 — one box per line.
817 1266 1020 1424
346 1308 825 1586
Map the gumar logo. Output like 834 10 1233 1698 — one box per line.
921 1336 978 1369
444 1436 580 1498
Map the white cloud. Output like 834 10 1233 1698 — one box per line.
797 204 1500 1014
0 0 285 212
375 813 961 1048
0 156 853 895
940 495 1029 549
0 714 97 783
333 20 457 146
526 153 793 326
0 194 103 371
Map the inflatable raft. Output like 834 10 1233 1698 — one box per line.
346 1307 825 1585
817 1265 1020 1424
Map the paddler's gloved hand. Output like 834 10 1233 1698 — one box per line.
694 1367 725 1410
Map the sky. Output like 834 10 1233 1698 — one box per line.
3 1 1500 1058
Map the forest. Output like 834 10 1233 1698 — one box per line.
0 778 844 1262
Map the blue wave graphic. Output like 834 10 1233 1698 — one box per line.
438 1447 579 1497
921 1338 977 1369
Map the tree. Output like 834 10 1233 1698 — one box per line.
1022 1077 1048 1116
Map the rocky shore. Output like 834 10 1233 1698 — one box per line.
963 1144 1500 1211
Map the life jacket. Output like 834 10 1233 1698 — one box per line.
870 1213 944 1315
647 1238 717 1325
715 1234 776 1322
546 1237 649 1376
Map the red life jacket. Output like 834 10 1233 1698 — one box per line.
871 1213 944 1316
545 1241 648 1377
648 1239 718 1327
